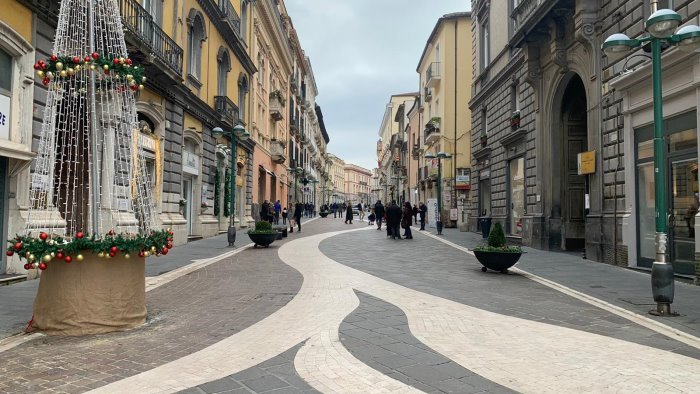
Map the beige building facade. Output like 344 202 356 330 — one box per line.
344 164 372 204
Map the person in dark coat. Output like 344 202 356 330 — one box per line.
412 204 419 225
418 202 427 230
345 202 353 224
402 202 413 239
292 201 303 232
260 200 270 222
374 200 385 230
386 200 402 239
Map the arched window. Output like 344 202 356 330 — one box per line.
217 48 230 97
238 73 249 123
187 12 206 80
241 0 248 43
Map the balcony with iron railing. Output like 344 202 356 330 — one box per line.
217 0 241 37
214 96 240 127
270 139 286 164
118 0 184 77
424 118 440 146
426 62 441 88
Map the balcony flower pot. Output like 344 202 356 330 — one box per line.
472 222 522 273
510 111 521 129
480 135 488 146
247 221 277 248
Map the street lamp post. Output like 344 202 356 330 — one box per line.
603 8 700 315
213 125 250 247
425 152 451 235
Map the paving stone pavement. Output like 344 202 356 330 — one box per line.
423 227 700 338
0 224 322 393
0 231 253 340
319 229 700 359
340 291 515 394
179 343 319 394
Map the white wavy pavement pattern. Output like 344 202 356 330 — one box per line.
92 228 700 393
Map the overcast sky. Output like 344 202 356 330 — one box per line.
285 0 471 171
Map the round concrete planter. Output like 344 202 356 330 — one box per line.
473 251 522 273
248 233 277 248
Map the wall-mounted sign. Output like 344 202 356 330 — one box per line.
577 151 596 175
0 94 10 140
138 132 156 151
183 149 199 176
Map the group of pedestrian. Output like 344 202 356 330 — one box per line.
260 200 283 224
372 199 427 239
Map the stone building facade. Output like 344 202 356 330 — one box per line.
470 0 700 281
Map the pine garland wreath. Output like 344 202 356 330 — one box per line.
214 169 221 217
6 229 175 271
34 53 146 91
224 168 232 217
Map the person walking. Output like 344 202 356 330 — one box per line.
292 201 302 232
402 202 414 239
412 204 418 225
367 209 376 226
260 200 270 222
332 202 337 218
374 200 385 230
274 200 282 224
345 202 354 224
419 202 427 230
386 200 402 239
340 202 347 220
282 207 288 225
357 201 365 221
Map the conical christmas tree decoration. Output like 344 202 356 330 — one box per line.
26 0 155 239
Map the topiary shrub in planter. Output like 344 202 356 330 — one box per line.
473 222 522 273
248 221 277 248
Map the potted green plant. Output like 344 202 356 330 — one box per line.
430 116 441 128
247 221 278 248
510 111 521 128
269 90 286 107
472 222 522 273
319 204 330 218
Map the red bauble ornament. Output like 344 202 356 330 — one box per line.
166 243 173 249
14 242 22 251
23 263 31 270
126 58 132 65
84 56 91 63
33 63 40 70
168 231 174 236
72 56 81 64
113 58 120 65
130 85 138 91
92 52 99 59
64 256 72 263
138 251 145 258
110 246 118 253
109 251 116 257
108 229 114 236
50 55 58 62
161 248 169 255
56 252 64 260
39 263 47 270
76 232 84 239
6 250 14 256
42 77 50 86
39 232 48 241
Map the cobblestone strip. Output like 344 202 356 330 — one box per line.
414 228 700 351
295 327 420 393
340 291 515 394
178 342 319 394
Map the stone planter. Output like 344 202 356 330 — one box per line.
31 252 146 336
319 211 329 218
248 232 277 248
473 251 522 273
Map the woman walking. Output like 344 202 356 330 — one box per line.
345 202 354 224
402 202 413 239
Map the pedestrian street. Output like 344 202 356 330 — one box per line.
1 218 700 393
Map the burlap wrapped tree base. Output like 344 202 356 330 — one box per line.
31 252 146 336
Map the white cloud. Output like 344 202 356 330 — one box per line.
285 0 472 170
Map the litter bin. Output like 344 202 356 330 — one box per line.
480 217 492 239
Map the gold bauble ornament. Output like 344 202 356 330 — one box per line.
37 70 44 77
74 65 81 72
144 251 151 257
103 64 109 71
28 254 35 261
90 64 96 71
142 76 147 83
124 253 130 259
97 251 105 258
48 240 55 246
150 246 156 253
55 62 64 70
50 252 55 258
59 70 67 77
43 255 52 262
105 254 111 259
46 72 53 79
67 68 75 76
76 254 84 262
32 262 39 269
138 85 144 91
126 74 133 81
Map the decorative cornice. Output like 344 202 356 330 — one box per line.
499 128 527 147
473 146 492 161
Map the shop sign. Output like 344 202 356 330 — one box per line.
450 208 458 220
577 151 596 175
138 133 156 152
183 150 199 175
0 94 10 140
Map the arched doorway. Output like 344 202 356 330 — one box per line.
552 73 588 251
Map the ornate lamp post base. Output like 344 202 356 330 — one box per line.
227 225 237 247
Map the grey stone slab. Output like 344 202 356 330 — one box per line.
339 291 514 393
240 375 289 392
320 228 700 359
